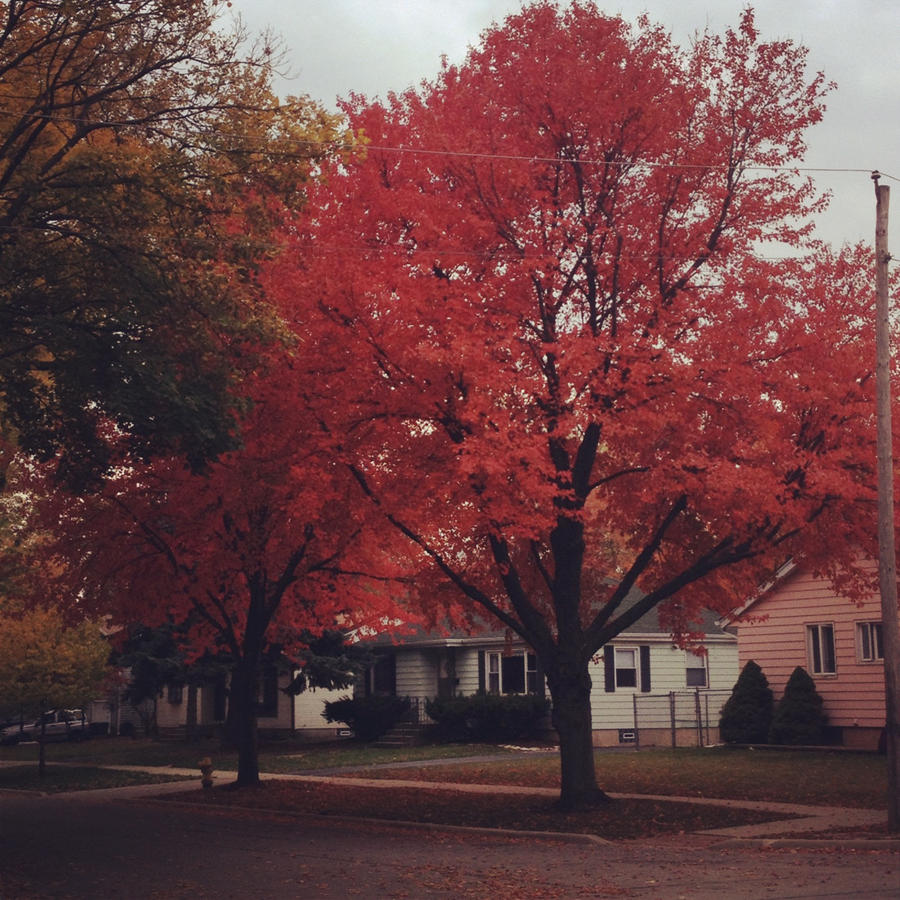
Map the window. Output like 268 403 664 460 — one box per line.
857 622 883 662
685 651 707 687
166 684 183 704
485 651 538 695
807 624 836 675
604 645 651 693
487 652 500 694
615 648 638 688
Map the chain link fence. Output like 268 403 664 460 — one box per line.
632 690 731 748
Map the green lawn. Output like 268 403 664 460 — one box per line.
0 736 509 773
356 747 887 809
0 764 192 793
0 738 887 809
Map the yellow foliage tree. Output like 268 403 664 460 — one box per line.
0 604 109 774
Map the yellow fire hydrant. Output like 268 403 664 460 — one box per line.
198 756 214 789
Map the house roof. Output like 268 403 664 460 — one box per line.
720 558 799 625
364 588 734 649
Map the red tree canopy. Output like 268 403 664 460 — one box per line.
272 2 889 654
32 348 409 666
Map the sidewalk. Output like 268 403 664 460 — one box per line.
36 761 897 851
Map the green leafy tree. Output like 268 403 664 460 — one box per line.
768 666 828 745
0 604 109 773
719 660 774 745
0 0 348 487
114 623 187 736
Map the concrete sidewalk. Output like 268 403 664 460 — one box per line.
24 761 896 850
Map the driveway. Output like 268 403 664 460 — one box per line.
1 787 897 899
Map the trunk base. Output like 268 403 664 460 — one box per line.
224 778 263 791
557 786 612 811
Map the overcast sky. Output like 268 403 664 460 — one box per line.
228 1 898 250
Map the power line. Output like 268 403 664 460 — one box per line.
0 104 896 183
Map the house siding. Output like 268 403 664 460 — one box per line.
291 685 349 738
385 635 737 745
395 649 439 700
455 647 483 696
257 678 294 732
589 637 737 745
735 565 887 747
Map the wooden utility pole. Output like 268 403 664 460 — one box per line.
873 174 900 831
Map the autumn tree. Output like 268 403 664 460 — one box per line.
281 2 891 808
34 345 407 787
0 603 109 774
0 0 347 487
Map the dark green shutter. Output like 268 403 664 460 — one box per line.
604 646 615 692
534 653 546 698
640 645 651 693
478 651 486 693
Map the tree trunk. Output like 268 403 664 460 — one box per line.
227 658 261 788
547 664 609 810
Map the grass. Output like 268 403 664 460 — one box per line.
353 747 887 809
1 738 887 809
0 735 509 772
0 764 192 793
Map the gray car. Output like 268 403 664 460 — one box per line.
0 709 89 745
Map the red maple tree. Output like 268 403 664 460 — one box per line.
273 3 891 807
33 344 408 786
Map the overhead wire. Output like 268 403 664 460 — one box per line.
0 104 895 183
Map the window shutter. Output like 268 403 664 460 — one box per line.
478 651 486 693
640 645 651 693
534 654 546 698
604 646 615 693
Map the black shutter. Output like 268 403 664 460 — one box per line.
604 646 615 692
640 645 651 693
478 651 486 694
534 653 546 699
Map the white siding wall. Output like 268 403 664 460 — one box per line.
455 647 482 695
156 693 185 728
395 649 438 699
707 640 740 692
293 686 348 730
589 636 738 731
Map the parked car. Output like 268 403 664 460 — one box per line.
0 709 89 745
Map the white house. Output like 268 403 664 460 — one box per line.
360 599 738 748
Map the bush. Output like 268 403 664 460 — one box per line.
322 695 411 742
768 666 828 745
426 693 550 743
719 660 774 744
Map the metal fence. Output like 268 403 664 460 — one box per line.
632 690 731 748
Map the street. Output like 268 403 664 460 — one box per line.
0 790 898 899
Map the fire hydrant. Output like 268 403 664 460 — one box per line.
198 756 214 789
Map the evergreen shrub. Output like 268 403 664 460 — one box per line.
425 693 550 743
768 666 828 745
719 660 774 744
322 695 411 742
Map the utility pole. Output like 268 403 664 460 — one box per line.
872 173 899 831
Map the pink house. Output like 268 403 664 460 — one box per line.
729 560 888 750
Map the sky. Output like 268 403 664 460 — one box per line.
227 0 899 250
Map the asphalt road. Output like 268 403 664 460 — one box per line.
1 790 898 899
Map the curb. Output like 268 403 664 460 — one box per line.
717 837 900 851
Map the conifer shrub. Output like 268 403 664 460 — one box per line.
425 693 550 743
322 695 411 741
719 660 774 744
768 666 828 745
